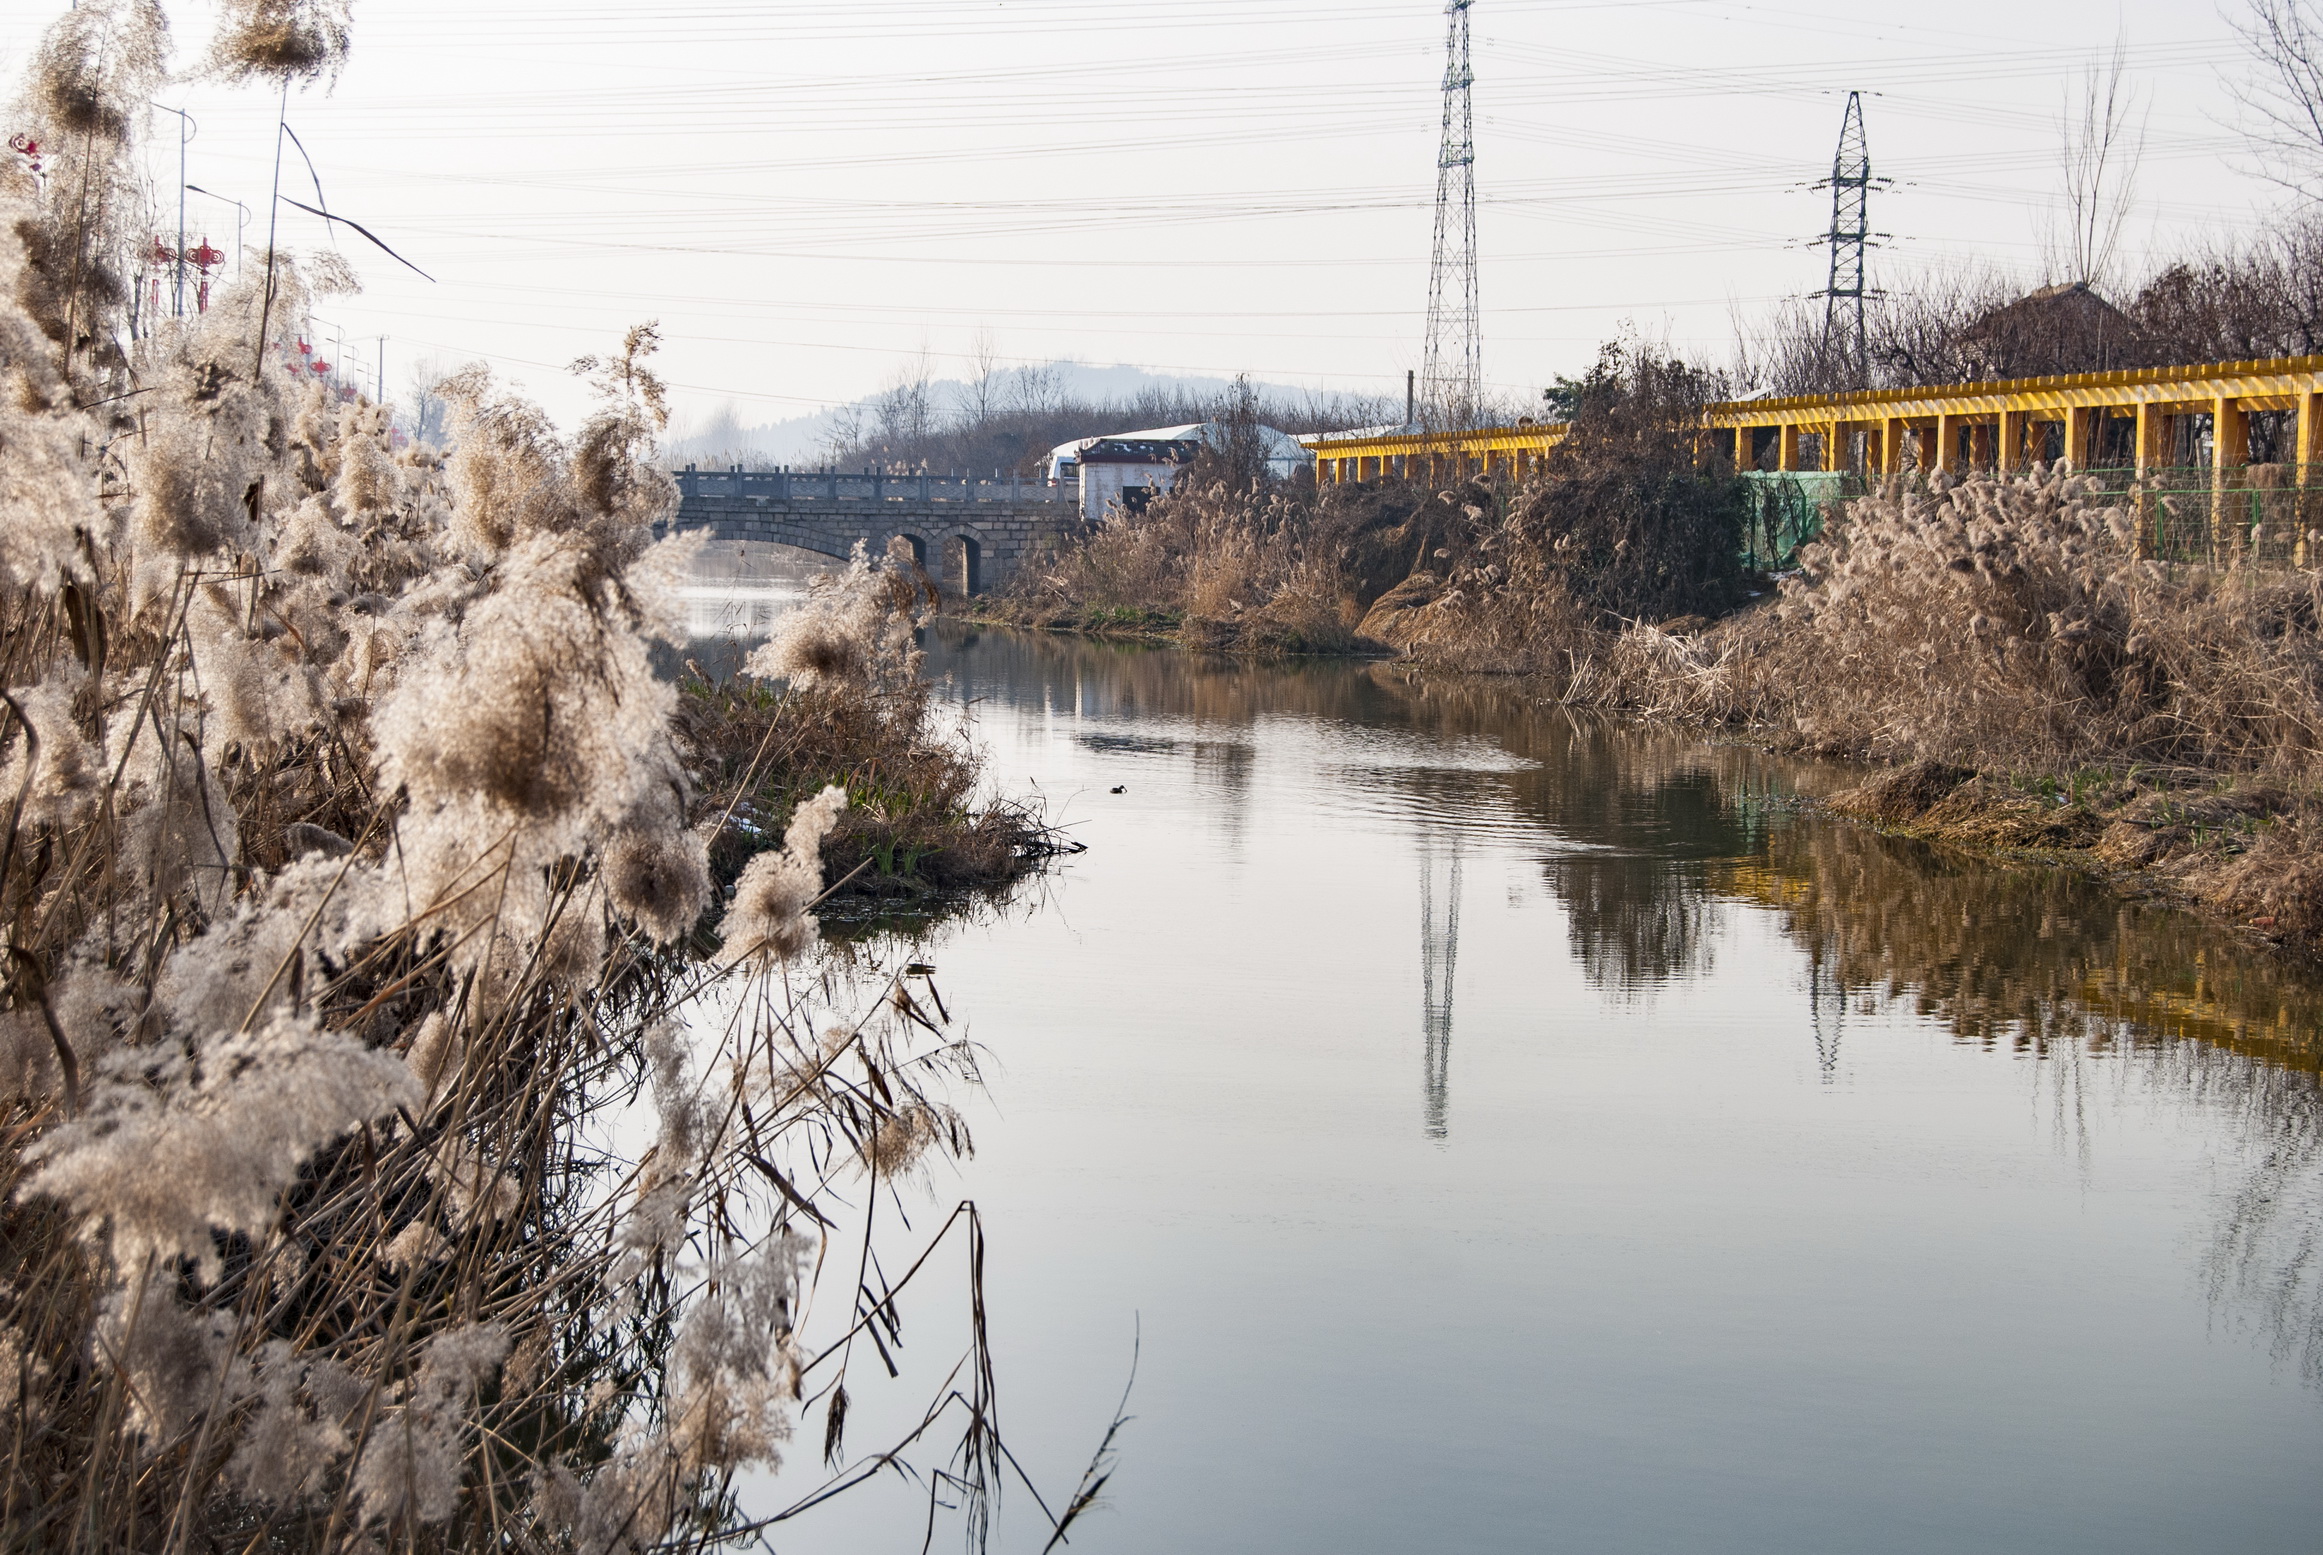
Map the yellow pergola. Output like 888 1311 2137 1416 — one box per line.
1305 355 2323 515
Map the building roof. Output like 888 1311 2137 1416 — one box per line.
1955 281 2166 378
1043 421 1315 477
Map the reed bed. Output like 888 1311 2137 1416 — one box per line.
0 5 1074 1548
675 555 1065 914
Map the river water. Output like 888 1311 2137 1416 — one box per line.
734 618 2323 1554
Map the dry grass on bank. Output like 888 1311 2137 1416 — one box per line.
1601 466 2323 943
678 550 1063 911
985 477 1418 654
985 346 1751 666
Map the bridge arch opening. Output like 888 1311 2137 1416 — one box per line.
946 534 982 597
895 531 929 569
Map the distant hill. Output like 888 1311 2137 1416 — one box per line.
665 361 1387 472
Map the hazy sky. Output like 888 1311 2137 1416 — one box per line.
0 0 2293 428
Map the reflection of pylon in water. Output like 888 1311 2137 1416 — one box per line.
1420 847 1463 1140
1807 948 1844 1083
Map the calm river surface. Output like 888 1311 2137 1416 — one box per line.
745 621 2323 1554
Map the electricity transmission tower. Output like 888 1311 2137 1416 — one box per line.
1421 0 1480 429
1813 91 1879 389
1419 845 1462 1140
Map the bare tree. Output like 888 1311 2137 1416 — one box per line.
2229 0 2323 195
967 328 1001 427
2047 37 2146 287
403 357 454 446
1008 360 1062 418
820 400 866 466
870 351 935 456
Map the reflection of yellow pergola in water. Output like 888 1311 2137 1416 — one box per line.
1305 354 2323 509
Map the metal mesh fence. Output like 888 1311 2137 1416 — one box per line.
1741 465 2323 572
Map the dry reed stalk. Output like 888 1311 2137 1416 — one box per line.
0 7 1071 1549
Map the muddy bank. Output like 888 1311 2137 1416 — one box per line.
1818 758 2323 958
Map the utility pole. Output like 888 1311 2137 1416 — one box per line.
1421 0 1481 430
185 185 252 279
1813 91 1880 390
152 104 194 317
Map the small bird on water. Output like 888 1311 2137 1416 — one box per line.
1110 785 1125 794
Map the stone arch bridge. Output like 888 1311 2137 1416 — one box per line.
660 467 1081 594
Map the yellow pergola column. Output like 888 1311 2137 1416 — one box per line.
1826 420 1849 473
2214 395 2247 469
2213 395 2247 489
2297 391 2323 478
1998 409 2030 473
1969 421 1995 471
2063 408 2093 470
2135 402 2167 477
1734 426 1756 470
1882 417 1906 474
2214 395 2248 560
1777 424 1801 472
1933 414 1960 474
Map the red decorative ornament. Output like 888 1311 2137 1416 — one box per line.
6 133 39 173
187 239 225 272
310 359 331 375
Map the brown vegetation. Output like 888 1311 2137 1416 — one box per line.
984 343 1750 663
677 555 1062 915
0 5 1069 1549
1590 465 2323 949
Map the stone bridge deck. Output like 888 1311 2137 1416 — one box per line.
660 467 1081 594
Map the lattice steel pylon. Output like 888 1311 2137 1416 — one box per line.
1419 845 1462 1141
1814 91 1876 389
1421 0 1480 430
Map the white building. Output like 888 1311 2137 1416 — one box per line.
1043 421 1314 521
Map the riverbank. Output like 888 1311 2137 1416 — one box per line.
1815 757 2320 951
959 599 2323 951
979 457 2323 957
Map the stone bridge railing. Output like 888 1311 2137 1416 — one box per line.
661 466 1082 594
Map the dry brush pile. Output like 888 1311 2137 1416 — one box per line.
0 3 1063 1549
